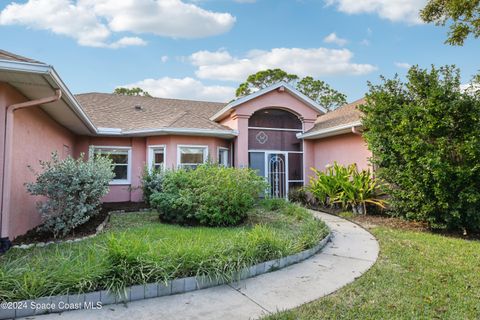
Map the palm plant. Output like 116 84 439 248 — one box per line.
308 162 386 214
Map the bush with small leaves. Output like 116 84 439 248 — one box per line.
26 153 114 238
140 166 165 204
150 164 268 226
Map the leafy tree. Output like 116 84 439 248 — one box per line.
236 69 299 97
297 76 347 111
114 87 151 97
361 65 480 232
236 69 347 111
420 0 480 45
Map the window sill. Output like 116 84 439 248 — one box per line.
109 181 131 186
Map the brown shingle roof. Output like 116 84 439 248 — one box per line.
0 49 44 64
75 93 230 132
306 98 365 133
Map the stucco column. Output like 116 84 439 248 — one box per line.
234 115 249 168
302 118 317 185
130 137 146 202
303 139 315 185
303 118 316 132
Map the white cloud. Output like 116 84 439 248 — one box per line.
360 39 370 46
0 0 235 48
121 77 235 102
189 47 377 81
323 33 348 46
394 62 411 69
161 55 169 63
325 0 427 24
108 37 147 49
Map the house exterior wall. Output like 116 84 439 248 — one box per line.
75 135 232 203
0 82 77 239
310 133 372 175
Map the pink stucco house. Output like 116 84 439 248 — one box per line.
0 49 371 241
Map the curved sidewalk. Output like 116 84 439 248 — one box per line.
24 211 379 320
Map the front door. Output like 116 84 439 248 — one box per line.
267 152 286 198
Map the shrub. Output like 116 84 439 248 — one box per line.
260 198 288 211
140 166 164 204
308 162 385 214
150 164 268 226
361 65 480 231
287 187 310 205
26 153 114 238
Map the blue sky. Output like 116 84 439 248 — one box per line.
0 0 478 102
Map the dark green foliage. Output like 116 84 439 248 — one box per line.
361 65 480 231
420 0 480 45
140 166 164 204
235 69 346 111
297 76 347 111
236 69 299 97
150 164 268 226
113 87 151 97
287 187 310 206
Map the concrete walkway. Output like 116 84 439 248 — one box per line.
24 211 379 320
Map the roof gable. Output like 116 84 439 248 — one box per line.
210 82 328 121
298 98 365 139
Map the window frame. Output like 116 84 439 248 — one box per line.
147 145 167 171
90 146 132 185
217 147 230 167
177 144 209 169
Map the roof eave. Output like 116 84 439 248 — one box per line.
97 127 239 138
0 59 97 134
297 121 363 140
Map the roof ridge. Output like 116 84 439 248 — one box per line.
167 111 190 127
75 92 227 105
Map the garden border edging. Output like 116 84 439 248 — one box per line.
1 232 331 319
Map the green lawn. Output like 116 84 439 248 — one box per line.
0 202 328 302
267 223 480 320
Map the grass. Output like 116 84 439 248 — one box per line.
0 201 328 302
266 219 480 320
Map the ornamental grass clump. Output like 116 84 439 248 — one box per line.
26 153 114 238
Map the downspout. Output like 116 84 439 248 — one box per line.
0 89 62 243
351 126 362 135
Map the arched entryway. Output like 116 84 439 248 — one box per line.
247 108 304 198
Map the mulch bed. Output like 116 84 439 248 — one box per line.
12 202 149 245
311 204 480 240
350 213 480 240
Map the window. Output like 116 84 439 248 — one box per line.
177 145 208 169
218 147 229 167
92 146 131 184
148 146 166 171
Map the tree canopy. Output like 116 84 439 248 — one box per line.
420 0 480 45
236 69 347 111
235 69 298 97
361 65 480 232
114 87 151 97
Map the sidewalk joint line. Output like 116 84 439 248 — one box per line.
227 283 272 314
322 252 376 263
